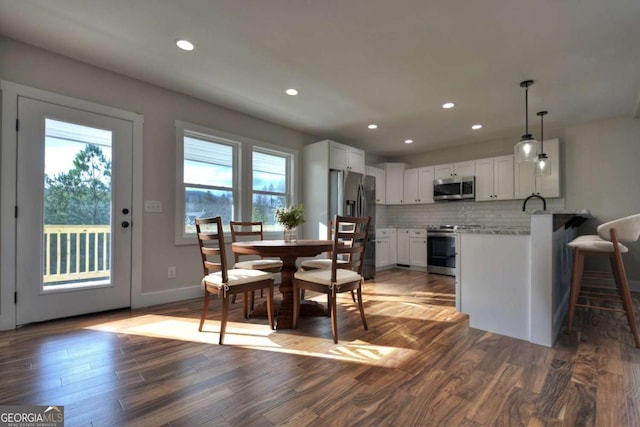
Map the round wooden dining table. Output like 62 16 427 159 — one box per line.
232 239 333 329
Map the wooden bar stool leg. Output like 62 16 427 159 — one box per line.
613 251 640 348
567 248 584 334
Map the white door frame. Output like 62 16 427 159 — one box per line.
0 80 144 330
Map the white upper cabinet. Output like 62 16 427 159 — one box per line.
329 140 365 174
403 166 435 204
434 160 475 179
366 165 386 204
475 155 514 201
514 138 561 199
382 163 405 205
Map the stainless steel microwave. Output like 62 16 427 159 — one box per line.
433 176 475 201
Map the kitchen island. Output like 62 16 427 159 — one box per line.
457 210 591 346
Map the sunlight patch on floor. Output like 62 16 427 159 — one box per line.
85 314 418 367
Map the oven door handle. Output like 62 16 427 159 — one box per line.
428 232 457 238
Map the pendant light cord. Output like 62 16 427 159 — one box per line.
525 85 529 135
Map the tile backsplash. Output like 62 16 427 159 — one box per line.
377 198 566 228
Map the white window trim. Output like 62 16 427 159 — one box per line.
175 120 298 245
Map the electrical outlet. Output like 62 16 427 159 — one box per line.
144 200 162 213
167 266 176 279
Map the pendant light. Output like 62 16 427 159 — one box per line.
514 80 538 162
535 111 551 176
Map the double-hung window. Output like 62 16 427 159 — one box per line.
176 120 296 243
252 149 290 231
176 121 239 242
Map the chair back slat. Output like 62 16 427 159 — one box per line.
195 217 228 281
330 215 371 282
229 221 266 262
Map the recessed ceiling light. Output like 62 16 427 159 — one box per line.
368 124 378 129
286 88 299 96
404 139 413 144
442 102 455 109
472 124 483 130
176 39 195 51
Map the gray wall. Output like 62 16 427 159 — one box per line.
0 36 318 296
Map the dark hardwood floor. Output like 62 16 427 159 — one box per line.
1 269 639 426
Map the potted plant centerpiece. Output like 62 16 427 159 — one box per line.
275 203 305 242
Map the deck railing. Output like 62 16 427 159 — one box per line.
43 224 111 283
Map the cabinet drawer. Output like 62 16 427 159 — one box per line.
410 229 427 238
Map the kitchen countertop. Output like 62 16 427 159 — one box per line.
457 226 530 235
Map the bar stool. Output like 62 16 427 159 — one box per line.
566 213 640 348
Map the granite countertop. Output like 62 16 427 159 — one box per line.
456 226 531 235
529 209 592 216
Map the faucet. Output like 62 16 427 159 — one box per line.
522 193 547 211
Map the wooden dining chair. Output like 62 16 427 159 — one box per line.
299 219 356 303
196 217 274 344
229 221 283 309
293 215 371 343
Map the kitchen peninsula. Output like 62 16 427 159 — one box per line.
457 209 591 347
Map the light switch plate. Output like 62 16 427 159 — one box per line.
144 200 162 213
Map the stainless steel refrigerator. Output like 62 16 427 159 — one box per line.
329 170 376 279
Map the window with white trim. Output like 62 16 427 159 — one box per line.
252 149 291 231
175 121 296 244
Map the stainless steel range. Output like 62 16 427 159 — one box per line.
426 225 480 275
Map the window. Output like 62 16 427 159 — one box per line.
252 149 290 231
175 121 296 244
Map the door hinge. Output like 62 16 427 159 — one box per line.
15 206 18 218
15 119 19 132
14 292 17 304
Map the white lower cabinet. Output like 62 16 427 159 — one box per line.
409 229 428 267
397 228 427 268
397 228 411 265
375 228 397 269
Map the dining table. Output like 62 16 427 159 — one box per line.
231 239 334 329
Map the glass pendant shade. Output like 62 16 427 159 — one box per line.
515 135 538 162
535 110 550 175
535 153 551 176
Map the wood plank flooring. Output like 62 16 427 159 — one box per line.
1 269 639 426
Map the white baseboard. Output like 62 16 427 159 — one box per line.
132 285 202 308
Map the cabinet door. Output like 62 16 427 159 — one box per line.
455 161 475 177
417 166 435 203
435 164 454 179
514 161 536 199
409 238 427 267
347 147 365 174
329 141 348 170
493 155 514 200
474 157 495 201
375 167 386 204
384 164 405 204
403 168 418 204
376 237 391 267
389 229 398 264
397 228 410 265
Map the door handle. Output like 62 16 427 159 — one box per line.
121 221 130 228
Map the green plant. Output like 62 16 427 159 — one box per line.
275 203 305 229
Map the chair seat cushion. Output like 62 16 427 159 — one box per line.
203 269 273 289
300 258 347 269
234 259 283 270
294 268 361 286
568 235 628 253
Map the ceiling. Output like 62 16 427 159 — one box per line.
1 0 639 157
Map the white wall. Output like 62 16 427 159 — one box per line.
563 117 640 280
0 36 318 309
